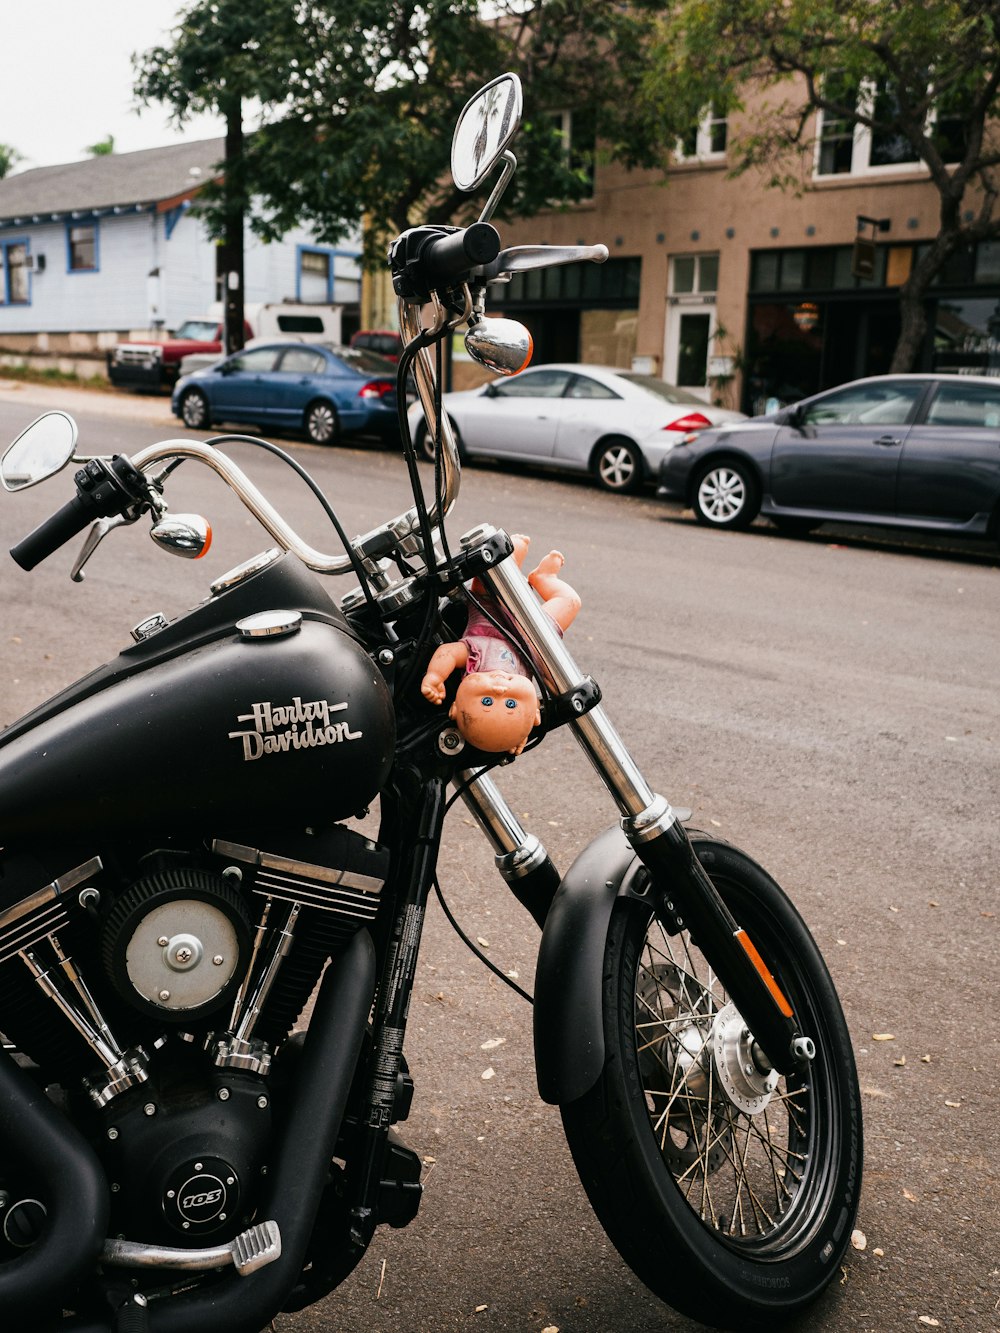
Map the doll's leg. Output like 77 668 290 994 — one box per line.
510 533 530 566
528 551 581 632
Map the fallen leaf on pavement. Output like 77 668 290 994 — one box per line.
894 1056 907 1067
903 1188 918 1202
481 1037 506 1051
481 1067 495 1081
944 1099 961 1107
872 1033 896 1041
917 1318 940 1327
850 1229 867 1250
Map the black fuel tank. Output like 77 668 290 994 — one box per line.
0 558 395 844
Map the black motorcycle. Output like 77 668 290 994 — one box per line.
0 75 861 1333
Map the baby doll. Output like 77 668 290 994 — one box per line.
420 534 581 755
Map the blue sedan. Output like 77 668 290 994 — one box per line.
171 342 401 445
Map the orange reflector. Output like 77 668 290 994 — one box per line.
734 928 794 1018
195 522 212 559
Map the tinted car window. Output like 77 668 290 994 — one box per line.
494 370 573 398
323 345 397 375
802 380 924 427
925 381 1000 428
226 347 281 373
280 347 326 375
566 375 619 400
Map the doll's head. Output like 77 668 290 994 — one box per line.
449 669 541 755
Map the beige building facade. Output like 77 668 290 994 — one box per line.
487 114 1000 413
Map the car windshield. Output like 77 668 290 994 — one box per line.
322 344 398 375
616 373 707 406
175 320 219 340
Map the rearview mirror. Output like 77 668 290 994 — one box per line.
451 73 523 192
1 411 78 491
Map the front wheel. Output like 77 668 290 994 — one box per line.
561 838 862 1330
692 459 760 529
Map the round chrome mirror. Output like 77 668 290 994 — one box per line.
465 317 533 376
451 73 523 192
1 411 78 491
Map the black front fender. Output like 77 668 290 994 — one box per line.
533 825 641 1105
534 824 733 1105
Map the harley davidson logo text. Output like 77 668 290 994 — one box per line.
229 696 362 762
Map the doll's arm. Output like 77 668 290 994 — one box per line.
421 641 470 704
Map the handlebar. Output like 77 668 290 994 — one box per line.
9 456 146 571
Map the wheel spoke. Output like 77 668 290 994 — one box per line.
633 907 816 1248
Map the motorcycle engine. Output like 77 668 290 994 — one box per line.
0 824 390 1250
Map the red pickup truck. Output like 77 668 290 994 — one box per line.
106 318 252 390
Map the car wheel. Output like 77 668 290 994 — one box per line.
593 437 643 493
304 400 340 446
180 388 210 431
692 458 760 529
418 416 462 463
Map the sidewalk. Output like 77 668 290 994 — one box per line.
0 377 176 426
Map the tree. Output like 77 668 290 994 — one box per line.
0 142 21 180
134 0 307 352
86 135 116 156
134 1 665 272
636 0 1000 370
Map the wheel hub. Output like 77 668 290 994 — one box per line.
711 1000 779 1115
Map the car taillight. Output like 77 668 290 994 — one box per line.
664 412 712 432
358 380 395 399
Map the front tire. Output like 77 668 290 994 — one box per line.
692 458 760 529
561 838 862 1329
179 387 210 431
304 400 340 446
593 437 643 493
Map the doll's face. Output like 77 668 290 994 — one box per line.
449 671 541 754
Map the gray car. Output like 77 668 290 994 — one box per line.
408 364 745 493
658 373 1000 548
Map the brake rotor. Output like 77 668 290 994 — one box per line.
636 961 731 1175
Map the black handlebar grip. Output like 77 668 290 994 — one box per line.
9 492 97 571
422 222 501 286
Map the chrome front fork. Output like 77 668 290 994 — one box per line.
451 525 805 1074
458 524 676 844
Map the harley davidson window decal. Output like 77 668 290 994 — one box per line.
228 696 362 761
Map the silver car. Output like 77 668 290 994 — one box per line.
407 364 745 492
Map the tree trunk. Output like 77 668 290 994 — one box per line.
890 224 965 372
223 97 246 356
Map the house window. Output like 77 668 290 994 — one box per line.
816 75 958 178
298 247 332 303
67 222 97 272
677 107 728 162
0 240 30 304
547 108 596 193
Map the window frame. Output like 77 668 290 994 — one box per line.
66 220 99 274
0 237 31 305
675 107 729 163
814 75 958 180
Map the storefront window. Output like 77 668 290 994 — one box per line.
932 297 1000 374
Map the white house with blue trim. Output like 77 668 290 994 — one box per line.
0 138 361 351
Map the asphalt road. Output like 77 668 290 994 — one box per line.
0 382 997 1333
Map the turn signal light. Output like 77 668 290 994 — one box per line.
664 412 712 432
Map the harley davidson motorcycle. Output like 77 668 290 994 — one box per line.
0 76 861 1332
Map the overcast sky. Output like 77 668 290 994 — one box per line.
1 1 227 171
